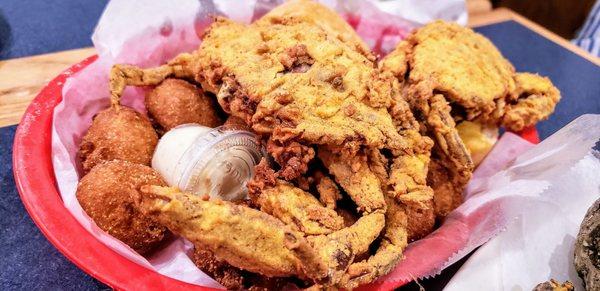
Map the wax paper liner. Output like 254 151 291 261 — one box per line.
444 115 600 290
375 113 600 289
49 0 555 289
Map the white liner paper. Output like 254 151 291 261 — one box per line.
445 115 600 291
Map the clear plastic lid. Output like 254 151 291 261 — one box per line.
171 126 263 200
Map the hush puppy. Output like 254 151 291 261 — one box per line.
79 106 158 173
145 78 222 130
76 160 169 254
222 115 250 131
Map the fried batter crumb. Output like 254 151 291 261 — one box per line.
192 248 245 289
247 158 277 204
266 138 315 181
191 247 295 290
316 174 342 209
279 44 314 73
532 279 574 291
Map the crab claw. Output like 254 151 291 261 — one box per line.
256 181 346 235
109 53 195 107
134 185 329 281
501 73 561 132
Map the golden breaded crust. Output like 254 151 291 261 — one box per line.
258 181 345 235
197 18 404 153
502 73 561 131
191 247 295 290
407 21 516 118
135 185 328 279
256 0 374 61
191 248 246 289
382 21 560 220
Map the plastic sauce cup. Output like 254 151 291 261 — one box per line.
152 124 264 201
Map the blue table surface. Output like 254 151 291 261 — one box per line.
0 1 598 290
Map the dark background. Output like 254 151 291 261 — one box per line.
0 1 598 290
0 1 107 59
493 0 596 39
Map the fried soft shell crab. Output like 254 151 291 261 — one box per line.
74 0 560 289
381 21 560 219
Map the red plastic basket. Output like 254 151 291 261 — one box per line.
12 56 540 290
12 56 216 291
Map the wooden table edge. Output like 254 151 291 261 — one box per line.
0 47 96 127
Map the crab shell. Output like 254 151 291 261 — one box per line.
380 21 560 219
398 21 560 132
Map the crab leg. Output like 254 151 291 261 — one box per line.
249 155 387 286
109 53 195 107
501 72 561 132
389 152 436 240
338 195 407 289
410 94 474 219
389 93 439 238
318 149 386 213
422 94 474 172
381 42 475 220
336 133 433 288
307 90 433 288
315 149 390 286
308 209 386 286
315 174 342 209
256 181 346 235
249 152 388 286
134 185 328 280
247 159 346 237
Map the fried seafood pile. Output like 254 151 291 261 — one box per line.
74 0 560 289
108 4 434 287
